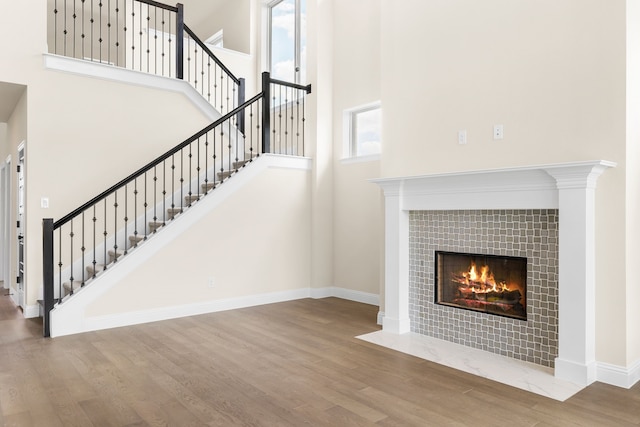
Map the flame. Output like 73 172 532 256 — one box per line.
460 262 509 294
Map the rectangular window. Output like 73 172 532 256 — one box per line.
344 102 382 159
267 0 306 84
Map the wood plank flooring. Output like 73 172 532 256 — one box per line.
0 294 638 426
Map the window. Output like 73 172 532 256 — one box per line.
266 0 306 84
344 103 382 159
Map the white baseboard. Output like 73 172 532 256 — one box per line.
377 310 384 325
60 288 312 337
23 304 41 319
52 286 380 337
596 359 640 389
310 287 379 306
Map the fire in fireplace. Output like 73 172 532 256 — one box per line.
435 251 527 320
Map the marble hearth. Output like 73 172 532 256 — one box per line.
372 161 615 387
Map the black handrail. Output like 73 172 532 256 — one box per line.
183 25 240 85
269 78 312 94
54 92 262 230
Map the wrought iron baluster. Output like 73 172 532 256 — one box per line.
108 0 112 64
154 6 158 75
99 0 103 62
81 211 86 285
124 183 128 255
115 0 119 66
171 154 176 214
180 150 184 207
69 220 74 293
72 0 76 59
196 137 200 197
103 198 107 271
204 133 209 189
113 190 118 261
144 172 148 239
162 161 166 222
134 178 139 243
81 0 86 60
146 3 150 73
161 9 165 76
54 0 58 54
188 143 192 201
153 166 158 230
92 204 97 277
139 1 143 71
58 228 63 302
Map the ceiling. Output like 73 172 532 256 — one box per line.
0 82 25 123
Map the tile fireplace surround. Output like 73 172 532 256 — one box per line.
372 161 615 387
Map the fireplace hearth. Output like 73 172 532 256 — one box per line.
435 251 527 321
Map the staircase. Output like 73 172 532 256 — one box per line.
42 0 312 337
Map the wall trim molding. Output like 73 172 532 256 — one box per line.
43 53 220 121
596 359 640 389
23 304 41 319
52 285 379 337
310 287 379 306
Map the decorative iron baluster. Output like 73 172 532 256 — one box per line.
144 172 148 239
103 198 107 271
124 183 128 255
57 227 62 299
81 211 86 285
115 0 119 66
134 178 139 243
92 204 97 277
113 190 118 261
99 0 103 62
69 219 74 293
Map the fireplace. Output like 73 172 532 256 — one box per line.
435 251 527 321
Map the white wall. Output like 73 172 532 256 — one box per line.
189 0 251 54
379 0 630 368
87 164 311 316
332 0 382 296
626 0 640 367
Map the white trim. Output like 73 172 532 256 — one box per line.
342 101 382 159
596 359 640 389
43 54 221 122
309 287 379 306
82 288 312 335
377 310 384 325
372 160 616 387
340 154 381 165
23 304 40 319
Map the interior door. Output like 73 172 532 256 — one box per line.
16 146 24 307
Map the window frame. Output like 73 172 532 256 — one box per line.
264 0 305 84
343 101 382 162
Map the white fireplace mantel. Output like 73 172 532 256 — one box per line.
371 160 616 386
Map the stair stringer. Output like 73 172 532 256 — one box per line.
50 154 312 337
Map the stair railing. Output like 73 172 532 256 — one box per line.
42 72 311 337
50 0 244 115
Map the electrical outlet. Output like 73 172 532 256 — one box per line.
458 130 467 145
493 124 504 140
207 277 215 288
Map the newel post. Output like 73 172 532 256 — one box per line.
43 218 54 338
261 71 271 153
176 3 184 80
238 78 246 134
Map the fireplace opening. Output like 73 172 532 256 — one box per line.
435 251 527 321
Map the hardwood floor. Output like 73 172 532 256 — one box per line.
0 294 638 426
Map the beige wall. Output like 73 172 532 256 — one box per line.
379 0 630 366
188 0 251 54
331 0 382 295
626 0 640 365
86 166 311 316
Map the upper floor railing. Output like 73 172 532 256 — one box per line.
50 0 243 115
